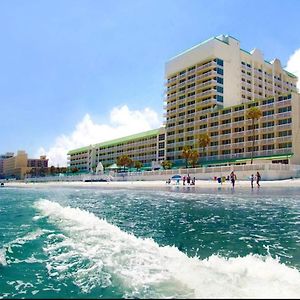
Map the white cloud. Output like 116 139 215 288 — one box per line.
37 105 162 167
286 48 300 90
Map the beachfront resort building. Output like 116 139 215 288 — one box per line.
2 151 49 179
68 34 300 170
68 128 166 172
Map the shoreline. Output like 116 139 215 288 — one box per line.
2 178 300 190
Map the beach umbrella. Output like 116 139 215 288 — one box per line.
106 163 120 170
171 174 182 180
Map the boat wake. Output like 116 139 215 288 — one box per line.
34 199 300 298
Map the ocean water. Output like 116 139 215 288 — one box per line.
0 186 300 299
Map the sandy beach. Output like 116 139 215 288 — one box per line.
3 178 300 190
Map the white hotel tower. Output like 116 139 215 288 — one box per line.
164 34 300 166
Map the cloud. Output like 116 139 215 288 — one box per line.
37 105 162 166
286 48 300 90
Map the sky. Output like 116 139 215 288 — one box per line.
1 0 300 166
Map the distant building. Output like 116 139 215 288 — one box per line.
0 152 14 177
2 151 48 180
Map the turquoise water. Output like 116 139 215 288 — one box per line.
1 186 300 298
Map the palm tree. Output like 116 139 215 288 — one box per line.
246 107 262 164
134 161 143 171
181 145 192 168
161 160 172 170
189 149 199 168
198 133 211 164
50 165 56 176
117 155 133 172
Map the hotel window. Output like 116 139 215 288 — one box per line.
234 148 244 153
211 112 219 117
247 135 259 141
211 131 219 136
222 119 231 124
234 127 244 132
217 95 223 102
217 86 223 93
158 142 165 149
234 116 244 122
222 139 231 145
215 58 224 66
278 106 291 113
278 118 292 125
222 149 231 155
211 121 219 127
247 146 259 152
158 150 165 157
278 142 292 149
234 137 244 143
278 130 292 137
222 129 231 134
234 106 244 111
263 110 274 116
217 77 223 84
222 109 231 115
262 133 274 139
217 68 223 75
211 141 218 146
263 145 274 150
262 121 274 127
262 98 274 105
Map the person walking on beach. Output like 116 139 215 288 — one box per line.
187 174 191 185
256 172 261 187
183 176 186 185
250 174 254 189
230 171 237 188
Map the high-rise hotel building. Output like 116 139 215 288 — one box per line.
164 34 299 165
68 35 300 170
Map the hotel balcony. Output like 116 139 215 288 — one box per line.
196 70 217 81
196 61 216 72
276 99 292 107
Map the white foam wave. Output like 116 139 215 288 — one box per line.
35 199 300 298
0 248 7 266
0 228 51 266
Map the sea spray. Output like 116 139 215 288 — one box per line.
35 199 300 298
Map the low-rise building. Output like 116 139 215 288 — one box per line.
2 151 48 179
68 128 166 172
0 152 14 177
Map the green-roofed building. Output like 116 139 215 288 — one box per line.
67 128 166 172
68 35 300 172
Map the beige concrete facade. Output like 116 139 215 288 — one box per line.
2 151 49 179
165 35 299 166
0 152 14 176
